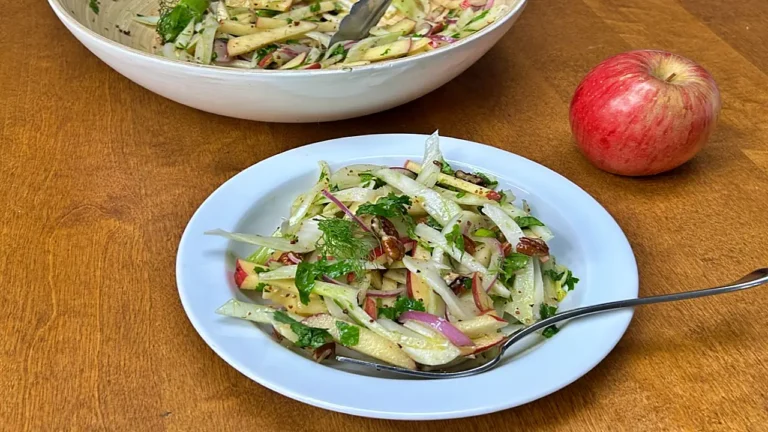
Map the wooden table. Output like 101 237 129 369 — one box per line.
2 0 767 430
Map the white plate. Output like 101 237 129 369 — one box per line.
176 134 638 420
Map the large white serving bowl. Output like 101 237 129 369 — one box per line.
48 0 527 123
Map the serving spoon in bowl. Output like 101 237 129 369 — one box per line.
336 268 768 378
329 0 393 47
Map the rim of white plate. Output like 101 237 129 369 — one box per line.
176 134 638 420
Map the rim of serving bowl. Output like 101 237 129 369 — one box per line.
48 0 527 76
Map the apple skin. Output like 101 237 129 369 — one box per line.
569 50 721 176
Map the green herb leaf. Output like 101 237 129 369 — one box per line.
273 311 332 348
255 44 279 60
474 172 498 188
425 216 442 230
444 224 465 254
468 9 489 25
563 270 579 291
514 216 545 228
256 9 280 17
542 325 559 338
316 218 374 267
462 278 473 291
310 2 321 12
539 303 557 319
378 297 426 320
473 228 497 238
295 258 362 304
335 321 360 346
456 191 466 198
359 172 385 189
543 268 565 282
439 160 455 175
157 0 209 43
499 253 529 286
254 283 268 292
89 0 100 14
356 193 416 238
329 43 347 58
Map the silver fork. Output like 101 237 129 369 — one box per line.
336 268 768 378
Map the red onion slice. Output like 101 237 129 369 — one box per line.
321 189 371 232
367 287 405 298
213 40 231 62
428 35 458 44
399 311 474 346
286 252 302 264
389 167 417 178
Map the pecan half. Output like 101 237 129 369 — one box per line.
448 275 471 294
516 237 550 257
276 252 296 265
454 170 485 185
463 235 477 255
371 216 399 238
312 342 336 362
381 236 405 261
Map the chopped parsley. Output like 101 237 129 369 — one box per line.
359 172 385 189
273 311 332 348
425 216 442 230
295 258 361 304
474 172 498 188
255 44 279 60
539 304 559 338
310 2 321 12
456 191 467 198
335 321 360 346
462 278 473 291
439 160 455 175
89 0 100 14
157 0 209 43
468 10 489 25
444 224 465 254
499 253 529 286
254 283 268 292
381 48 391 56
329 44 347 58
543 268 579 291
356 193 415 237
473 228 497 238
378 297 426 320
514 216 545 228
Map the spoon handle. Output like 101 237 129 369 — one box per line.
501 268 768 352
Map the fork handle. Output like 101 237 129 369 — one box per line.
500 268 768 353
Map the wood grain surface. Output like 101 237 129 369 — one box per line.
2 0 767 430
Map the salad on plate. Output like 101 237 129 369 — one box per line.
208 132 578 370
134 0 514 69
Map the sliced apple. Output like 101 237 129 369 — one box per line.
471 273 494 313
363 297 378 319
251 0 293 12
407 245 447 316
454 313 507 338
385 18 416 35
262 286 327 316
316 21 338 32
218 20 261 36
362 39 412 62
228 21 318 56
279 51 307 69
408 37 431 55
234 258 266 289
459 332 505 356
276 1 336 21
303 314 416 369
254 17 290 29
299 62 321 70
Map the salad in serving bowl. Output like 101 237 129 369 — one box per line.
208 132 579 370
134 0 513 70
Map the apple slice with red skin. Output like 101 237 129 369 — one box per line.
471 272 494 313
363 297 378 320
234 259 262 289
460 332 505 356
454 314 507 338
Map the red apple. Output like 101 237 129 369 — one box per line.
569 50 721 176
471 273 494 313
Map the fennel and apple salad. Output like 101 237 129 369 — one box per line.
134 0 513 70
208 132 578 370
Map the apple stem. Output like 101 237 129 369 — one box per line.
665 72 677 83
